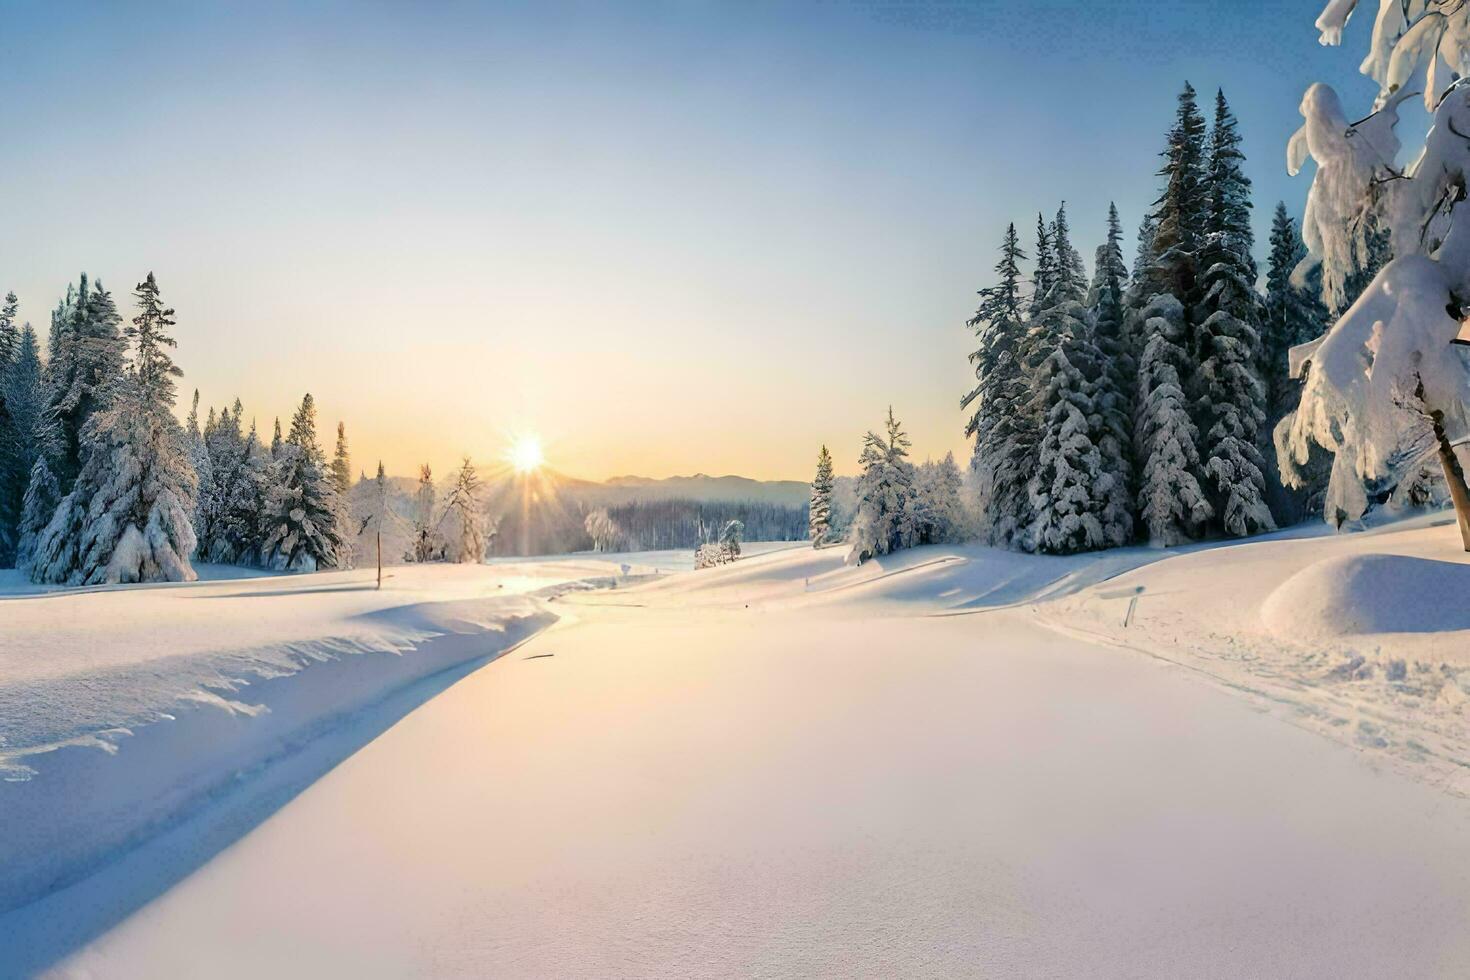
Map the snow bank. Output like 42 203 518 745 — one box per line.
0 559 655 920
1263 553 1470 639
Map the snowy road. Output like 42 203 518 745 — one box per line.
54 599 1470 978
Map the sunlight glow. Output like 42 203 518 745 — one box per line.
509 435 545 474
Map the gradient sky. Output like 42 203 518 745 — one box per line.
0 1 1385 481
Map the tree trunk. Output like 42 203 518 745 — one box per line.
1430 406 1470 552
377 530 383 589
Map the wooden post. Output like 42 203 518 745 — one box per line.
376 530 383 589
1430 409 1470 552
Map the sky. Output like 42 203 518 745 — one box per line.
0 0 1387 481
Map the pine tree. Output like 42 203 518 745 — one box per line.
1263 203 1331 414
223 421 271 565
914 452 966 544
408 463 442 562
1132 83 1212 545
259 393 346 571
184 389 213 553
331 421 352 495
1029 214 1056 318
1048 203 1087 305
809 444 835 546
15 457 59 571
30 273 198 584
848 407 919 564
0 292 20 563
45 276 127 491
0 292 18 369
962 223 1037 545
270 417 283 458
3 324 46 567
1087 204 1137 543
1194 90 1275 537
1263 203 1334 518
1135 295 1213 545
441 456 486 563
1141 83 1210 308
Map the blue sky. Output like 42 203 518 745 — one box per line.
0 1 1383 479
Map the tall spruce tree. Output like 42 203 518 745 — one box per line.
848 407 919 564
1263 203 1334 517
809 444 835 546
3 324 46 567
1024 203 1126 551
1134 84 1213 545
46 276 127 491
1194 90 1275 537
1136 295 1213 545
1085 203 1137 545
331 421 352 495
962 222 1037 545
30 273 198 584
260 393 346 570
0 292 19 562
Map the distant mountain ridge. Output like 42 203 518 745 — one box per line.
594 473 810 506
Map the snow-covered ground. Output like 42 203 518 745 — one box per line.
0 549 707 973
6 523 1470 976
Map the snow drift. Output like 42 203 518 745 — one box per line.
1262 553 1470 638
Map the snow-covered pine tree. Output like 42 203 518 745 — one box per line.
1140 84 1210 312
45 276 127 492
199 402 244 560
1029 214 1056 319
962 222 1038 545
1194 90 1276 538
1135 294 1213 545
0 292 17 369
847 407 919 564
441 456 486 563
3 323 46 567
1263 203 1333 518
222 420 271 564
1132 84 1213 546
1023 204 1130 552
331 421 352 496
1026 214 1114 555
184 389 213 553
1086 203 1137 544
0 292 19 563
914 452 966 544
407 463 442 561
809 444 835 546
15 456 59 571
270 417 282 458
1263 204 1330 415
259 393 346 571
30 272 198 584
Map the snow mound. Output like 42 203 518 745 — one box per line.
1262 553 1470 639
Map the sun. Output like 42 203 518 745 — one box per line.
509 434 545 474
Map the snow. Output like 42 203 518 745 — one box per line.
29 521 1470 978
8 525 1470 975
0 554 696 937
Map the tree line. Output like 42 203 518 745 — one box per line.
809 83 1406 561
